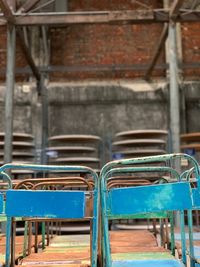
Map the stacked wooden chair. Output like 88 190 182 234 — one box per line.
181 132 200 162
112 129 168 160
0 153 199 267
0 132 36 179
47 134 102 173
0 163 99 267
100 153 200 267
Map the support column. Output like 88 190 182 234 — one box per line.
40 76 48 165
4 24 16 164
168 22 180 154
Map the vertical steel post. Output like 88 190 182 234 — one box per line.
169 22 180 154
4 0 16 165
169 22 180 227
40 75 48 165
4 25 16 164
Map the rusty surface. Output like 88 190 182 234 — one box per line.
110 230 165 254
21 251 90 261
21 265 90 267
19 234 91 267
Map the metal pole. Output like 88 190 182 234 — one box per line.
40 75 48 165
4 23 16 164
169 22 180 227
169 22 180 154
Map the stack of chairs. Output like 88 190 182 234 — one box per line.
179 132 200 255
110 129 168 228
47 134 102 173
0 153 199 267
0 132 36 179
100 153 200 267
112 129 168 161
0 163 98 267
46 134 102 233
181 132 200 162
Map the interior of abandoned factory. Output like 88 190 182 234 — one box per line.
0 0 200 267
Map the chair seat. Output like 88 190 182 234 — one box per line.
112 259 184 267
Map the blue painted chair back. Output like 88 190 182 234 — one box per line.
6 190 85 218
100 154 200 267
107 182 192 217
0 163 99 267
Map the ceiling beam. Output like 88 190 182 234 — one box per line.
144 1 184 80
0 9 200 26
144 23 169 80
0 0 15 24
0 0 41 82
170 0 184 20
17 0 41 13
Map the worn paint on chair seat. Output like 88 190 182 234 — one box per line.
112 259 184 267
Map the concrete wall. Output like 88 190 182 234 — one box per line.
0 81 199 161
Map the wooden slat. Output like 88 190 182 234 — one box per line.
49 135 101 143
115 130 168 139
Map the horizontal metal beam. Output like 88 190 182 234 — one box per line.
0 9 200 26
0 61 199 76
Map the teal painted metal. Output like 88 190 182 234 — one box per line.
6 190 85 218
112 259 185 267
100 154 199 267
0 163 99 267
108 182 192 217
100 153 200 180
0 194 4 214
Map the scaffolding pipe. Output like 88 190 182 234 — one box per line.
169 22 180 154
168 22 181 227
4 24 16 165
40 76 48 165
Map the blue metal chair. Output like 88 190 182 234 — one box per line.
0 163 99 267
100 153 199 267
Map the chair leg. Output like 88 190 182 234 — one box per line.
6 217 12 267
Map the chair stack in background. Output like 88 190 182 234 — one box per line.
47 134 102 173
0 132 36 179
181 132 200 162
46 134 102 233
111 129 168 182
181 132 200 226
112 129 168 159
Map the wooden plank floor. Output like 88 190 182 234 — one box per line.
109 230 184 267
20 235 91 267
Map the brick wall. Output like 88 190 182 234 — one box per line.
0 1 200 81
50 0 165 80
182 23 200 78
0 26 29 81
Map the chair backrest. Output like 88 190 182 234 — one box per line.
102 165 193 219
100 161 196 267
0 163 99 267
107 182 192 218
6 189 85 218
